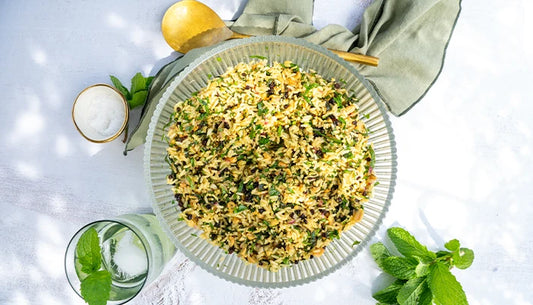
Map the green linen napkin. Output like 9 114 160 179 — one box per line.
124 0 461 153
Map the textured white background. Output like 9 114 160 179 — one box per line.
1 0 533 304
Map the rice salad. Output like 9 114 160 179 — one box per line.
166 59 377 271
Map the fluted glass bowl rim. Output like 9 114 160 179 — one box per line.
144 36 396 288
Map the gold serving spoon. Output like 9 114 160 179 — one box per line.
161 0 379 67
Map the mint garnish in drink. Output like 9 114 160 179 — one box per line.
371 227 474 305
76 227 112 305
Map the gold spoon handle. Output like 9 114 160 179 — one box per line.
229 32 379 67
328 50 379 67
230 32 250 39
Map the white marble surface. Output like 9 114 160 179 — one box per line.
1 0 533 304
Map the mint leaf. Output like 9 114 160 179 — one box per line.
445 239 460 251
387 227 436 262
130 90 148 109
428 262 468 305
370 242 391 269
76 228 102 274
368 145 375 168
131 72 147 94
415 262 430 277
373 279 405 304
436 250 451 258
453 248 475 270
418 284 433 305
80 270 112 305
110 75 130 99
381 256 418 280
146 76 154 88
110 72 152 110
397 277 427 305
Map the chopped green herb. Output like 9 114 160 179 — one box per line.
368 146 375 168
258 137 270 146
338 116 346 127
185 176 194 188
257 101 268 116
333 94 343 108
268 188 280 196
250 55 267 60
234 205 248 213
328 230 340 239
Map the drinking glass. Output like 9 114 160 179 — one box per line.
65 213 176 304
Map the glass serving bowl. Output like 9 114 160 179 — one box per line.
144 36 396 288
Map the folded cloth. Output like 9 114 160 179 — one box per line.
124 0 461 153
231 0 462 115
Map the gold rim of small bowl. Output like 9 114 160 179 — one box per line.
71 83 129 143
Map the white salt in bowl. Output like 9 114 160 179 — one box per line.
72 84 129 143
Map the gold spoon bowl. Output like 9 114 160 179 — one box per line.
161 0 379 66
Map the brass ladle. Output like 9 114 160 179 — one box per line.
161 0 379 67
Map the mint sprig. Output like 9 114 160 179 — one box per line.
109 72 154 142
80 270 112 305
76 227 102 274
110 73 153 109
371 227 474 305
76 227 112 305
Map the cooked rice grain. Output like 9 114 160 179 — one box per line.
166 60 376 271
